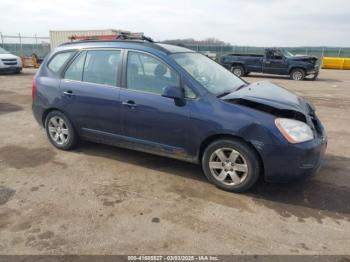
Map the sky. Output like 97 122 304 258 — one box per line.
1 0 349 46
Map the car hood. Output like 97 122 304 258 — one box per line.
0 53 19 59
221 81 314 120
289 55 318 64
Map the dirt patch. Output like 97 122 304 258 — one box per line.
0 103 23 115
94 182 134 207
38 230 55 240
0 209 19 229
102 199 123 207
26 231 68 251
169 183 251 212
11 221 32 232
30 186 40 192
0 146 55 169
0 186 15 205
152 217 160 223
0 90 15 95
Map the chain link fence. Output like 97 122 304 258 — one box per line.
182 44 350 62
0 33 50 58
1 32 350 62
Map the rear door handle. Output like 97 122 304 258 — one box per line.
63 90 74 96
122 100 137 108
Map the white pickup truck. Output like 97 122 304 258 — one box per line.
0 47 22 74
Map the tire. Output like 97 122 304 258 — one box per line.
231 65 245 77
202 139 260 192
290 68 305 81
45 110 78 150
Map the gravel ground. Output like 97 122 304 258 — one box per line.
0 68 349 255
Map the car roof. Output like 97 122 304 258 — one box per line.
58 40 194 55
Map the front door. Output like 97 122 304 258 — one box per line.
263 50 289 75
119 50 191 158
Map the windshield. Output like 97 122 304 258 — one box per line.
171 53 246 95
0 47 10 54
281 49 294 58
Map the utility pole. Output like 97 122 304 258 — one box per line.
0 32 3 47
18 33 23 56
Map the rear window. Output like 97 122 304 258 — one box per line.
48 51 75 75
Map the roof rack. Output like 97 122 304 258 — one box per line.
68 32 154 43
116 32 154 43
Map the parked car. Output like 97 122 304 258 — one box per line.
32 39 327 192
0 47 22 74
220 48 319 80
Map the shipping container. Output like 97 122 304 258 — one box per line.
49 29 130 49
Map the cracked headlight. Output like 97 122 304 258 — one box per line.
275 118 313 143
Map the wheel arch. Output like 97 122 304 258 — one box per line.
42 108 72 128
231 63 246 71
288 66 306 74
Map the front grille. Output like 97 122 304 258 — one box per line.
1 59 17 66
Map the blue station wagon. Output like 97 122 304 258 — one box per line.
32 37 327 192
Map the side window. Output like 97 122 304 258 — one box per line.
127 51 179 95
272 50 283 59
48 51 75 74
266 50 273 59
64 51 86 81
83 50 121 86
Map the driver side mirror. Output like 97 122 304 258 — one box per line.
162 85 185 106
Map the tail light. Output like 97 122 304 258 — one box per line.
32 77 36 101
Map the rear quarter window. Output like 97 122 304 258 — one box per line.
64 51 86 81
47 51 76 75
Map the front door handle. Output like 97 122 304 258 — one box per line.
63 90 74 96
122 100 137 108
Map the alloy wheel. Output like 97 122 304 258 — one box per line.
48 116 69 145
293 71 303 80
208 147 248 186
233 68 242 76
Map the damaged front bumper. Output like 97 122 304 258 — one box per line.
306 66 319 80
259 134 327 182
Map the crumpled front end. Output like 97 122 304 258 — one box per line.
221 81 327 182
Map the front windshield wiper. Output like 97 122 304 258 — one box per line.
236 83 248 91
216 83 249 98
216 84 248 98
216 91 233 98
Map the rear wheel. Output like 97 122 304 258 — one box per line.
290 68 305 81
202 139 260 192
231 65 245 77
45 111 78 150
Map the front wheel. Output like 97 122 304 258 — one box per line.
231 65 245 77
290 68 305 81
45 110 78 150
202 139 261 192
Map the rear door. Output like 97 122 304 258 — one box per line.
263 50 289 75
119 50 191 157
60 49 123 137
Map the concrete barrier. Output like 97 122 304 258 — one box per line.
322 57 350 70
